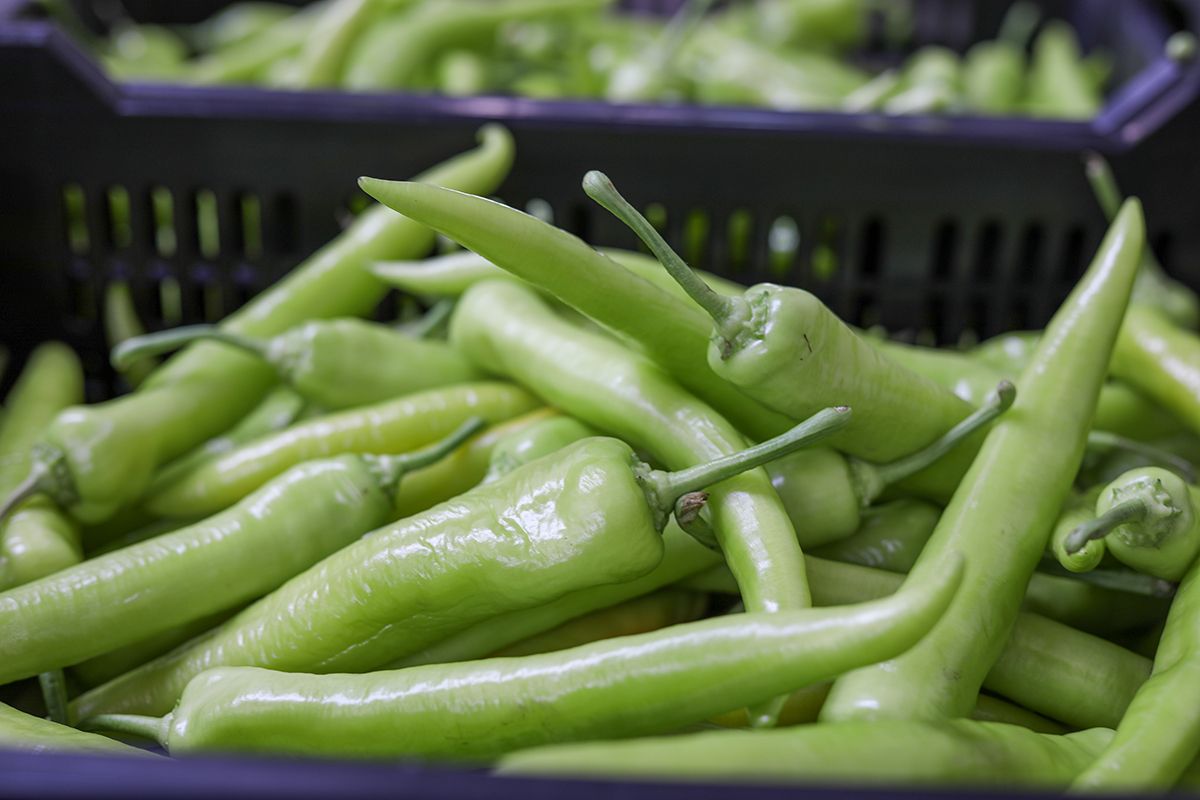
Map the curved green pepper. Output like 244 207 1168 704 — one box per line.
821 200 1145 722
114 318 484 411
0 702 151 758
0 344 84 591
496 720 1112 787
83 559 961 761
144 382 538 518
0 420 483 685
73 410 848 719
1064 466 1200 581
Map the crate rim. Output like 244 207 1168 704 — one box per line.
2 0 1198 153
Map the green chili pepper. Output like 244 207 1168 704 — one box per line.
972 329 1186 444
102 24 190 81
435 49 493 96
1111 306 1200 439
114 318 483 412
582 171 978 471
1063 467 1200 582
142 382 537 518
392 518 719 669
72 606 241 689
492 589 707 657
446 279 813 701
764 380 1013 546
754 0 873 51
0 702 151 758
969 695 1067 735
961 1 1038 115
283 0 382 89
140 386 307 503
812 498 942 572
74 409 848 720
1048 485 1107 574
0 344 84 592
1072 556 1200 790
1086 154 1200 329
184 2 296 53
1026 21 1102 119
103 281 157 389
342 0 609 91
392 408 554 518
371 247 745 302
359 177 793 442
604 0 712 103
81 557 961 760
0 126 514 525
0 419 483 686
496 720 1112 787
820 200 1145 722
186 3 328 85
885 46 962 115
482 415 594 484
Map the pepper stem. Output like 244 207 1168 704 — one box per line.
397 299 457 340
111 325 270 371
80 714 170 746
0 471 46 525
1063 499 1149 554
1084 153 1123 219
641 406 852 514
854 380 1016 503
1085 430 1197 484
38 670 70 726
364 417 488 492
581 171 748 340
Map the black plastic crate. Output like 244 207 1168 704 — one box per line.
3 1 1199 400
3 4 1200 795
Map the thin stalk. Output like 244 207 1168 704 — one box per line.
858 380 1016 499
111 325 270 371
582 171 746 338
1085 430 1197 484
0 472 44 525
38 670 70 726
365 417 488 489
1084 153 1124 219
1063 499 1148 554
80 714 169 745
642 406 851 506
397 299 457 340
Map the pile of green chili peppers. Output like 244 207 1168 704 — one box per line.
65 0 1118 119
4 126 1200 794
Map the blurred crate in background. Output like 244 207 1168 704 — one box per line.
0 0 1198 400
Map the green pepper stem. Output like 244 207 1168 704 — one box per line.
855 380 1016 502
38 670 70 726
111 325 270 371
581 170 748 341
1083 153 1123 220
1062 498 1149 555
80 714 169 745
643 406 852 510
397 299 457 340
673 491 719 550
365 417 488 491
1085 430 1197 484
0 471 45 525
